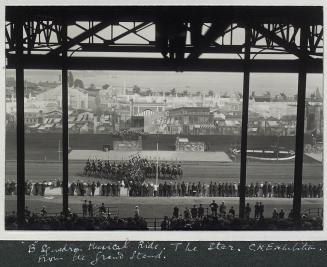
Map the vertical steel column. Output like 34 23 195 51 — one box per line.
15 19 25 227
293 25 309 221
62 22 69 216
239 26 251 218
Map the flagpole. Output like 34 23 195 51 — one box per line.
156 132 159 187
58 139 61 161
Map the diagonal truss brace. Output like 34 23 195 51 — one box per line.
252 24 313 60
104 22 152 44
187 21 232 60
48 21 113 56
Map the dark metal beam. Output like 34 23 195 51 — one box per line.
5 6 323 25
252 24 313 60
15 19 25 228
239 26 251 219
293 25 309 221
48 21 112 56
7 45 323 55
79 44 244 53
6 54 323 73
190 20 203 46
61 23 69 216
187 21 231 60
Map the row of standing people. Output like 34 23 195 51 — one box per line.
5 179 323 199
154 181 323 198
169 201 291 222
5 181 51 196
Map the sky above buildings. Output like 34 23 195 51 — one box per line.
6 70 322 96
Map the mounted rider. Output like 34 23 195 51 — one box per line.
91 160 96 169
97 159 102 168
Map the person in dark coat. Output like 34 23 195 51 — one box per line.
279 209 285 219
254 202 260 219
112 183 116 196
308 183 313 198
219 201 226 216
191 183 196 196
80 182 85 196
116 183 120 196
209 200 218 217
82 200 88 217
263 182 268 198
99 203 106 215
191 205 197 219
88 201 93 217
163 182 168 197
259 202 264 219
173 206 179 218
35 182 39 195
101 184 105 196
70 182 76 196
181 182 186 197
161 216 170 230
268 183 272 197
177 182 181 196
272 209 278 220
228 206 235 218
41 182 46 196
183 207 191 220
198 204 204 218
91 182 96 196
209 182 213 197
106 182 111 196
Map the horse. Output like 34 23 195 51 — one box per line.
151 164 157 178
111 166 117 179
161 166 166 179
83 165 90 176
171 167 178 180
91 163 97 176
96 165 102 177
146 165 152 178
166 166 171 179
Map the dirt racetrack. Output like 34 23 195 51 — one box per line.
5 195 323 222
5 160 323 185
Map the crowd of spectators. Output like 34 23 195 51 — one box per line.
160 201 322 230
127 181 323 198
5 199 322 230
5 180 323 199
5 205 147 230
160 214 322 230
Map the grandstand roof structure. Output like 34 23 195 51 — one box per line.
5 5 323 228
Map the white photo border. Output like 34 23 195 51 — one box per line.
0 0 326 241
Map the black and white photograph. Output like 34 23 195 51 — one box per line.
3 4 324 232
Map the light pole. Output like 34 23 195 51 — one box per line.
58 139 62 161
276 133 280 161
156 132 159 187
